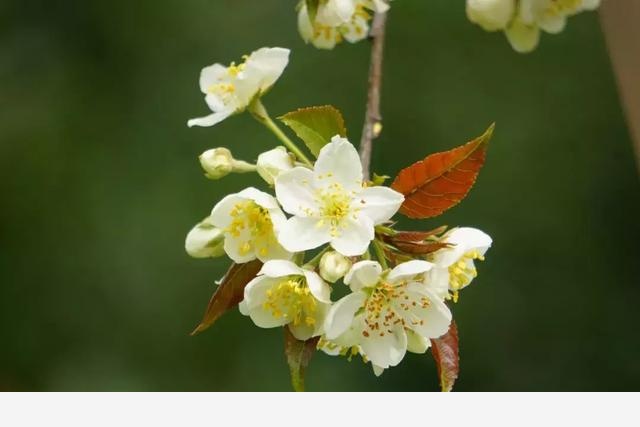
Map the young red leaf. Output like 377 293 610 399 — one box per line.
391 124 494 219
391 226 449 243
284 327 319 392
431 321 459 392
190 260 262 336
392 241 449 255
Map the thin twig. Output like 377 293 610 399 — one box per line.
359 11 388 180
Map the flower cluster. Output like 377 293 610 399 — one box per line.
297 0 391 49
185 47 492 377
466 0 600 53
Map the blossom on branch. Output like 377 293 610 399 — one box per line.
239 260 332 340
188 47 290 127
466 0 600 53
275 136 404 256
297 0 390 49
428 227 492 302
210 187 291 263
322 260 452 373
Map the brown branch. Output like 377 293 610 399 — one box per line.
600 1 640 171
359 11 388 180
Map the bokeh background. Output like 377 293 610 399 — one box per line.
1 0 639 391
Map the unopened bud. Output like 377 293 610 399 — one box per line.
466 0 515 32
199 147 256 180
319 251 352 283
257 147 294 185
185 217 225 258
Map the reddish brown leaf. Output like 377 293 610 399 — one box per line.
391 124 494 219
391 226 449 243
190 260 262 336
431 321 459 392
284 327 319 392
393 241 450 255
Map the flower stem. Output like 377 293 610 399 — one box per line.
249 99 313 167
303 246 331 269
372 239 389 270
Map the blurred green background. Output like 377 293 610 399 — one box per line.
1 0 639 391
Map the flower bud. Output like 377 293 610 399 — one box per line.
319 251 352 283
199 148 234 180
199 147 256 180
466 0 515 32
257 147 294 185
185 217 225 258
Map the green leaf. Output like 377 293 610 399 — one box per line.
190 260 262 336
431 321 459 392
306 0 320 23
279 106 347 157
284 327 319 392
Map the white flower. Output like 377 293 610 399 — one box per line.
275 136 404 256
466 0 600 53
507 0 601 53
239 260 332 340
256 147 294 185
210 187 291 263
188 47 290 127
319 251 352 283
466 0 515 32
323 260 452 371
297 0 389 50
428 227 492 302
185 217 225 259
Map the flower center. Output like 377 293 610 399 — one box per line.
227 200 274 256
263 278 317 327
315 183 353 237
361 281 430 338
448 249 485 301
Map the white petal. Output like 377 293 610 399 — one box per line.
275 167 318 216
187 109 234 127
198 63 227 93
341 15 370 44
222 228 255 264
324 291 367 340
505 19 540 53
210 193 243 229
344 260 382 291
314 136 363 192
372 364 385 377
288 323 316 341
248 306 289 329
236 187 281 211
406 330 431 354
278 216 332 253
304 270 332 303
387 260 434 283
360 324 407 369
184 218 224 258
297 5 314 43
357 186 404 225
426 268 451 300
245 47 290 93
242 276 278 310
330 216 374 256
397 289 452 339
317 0 356 26
539 15 566 34
259 260 302 278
